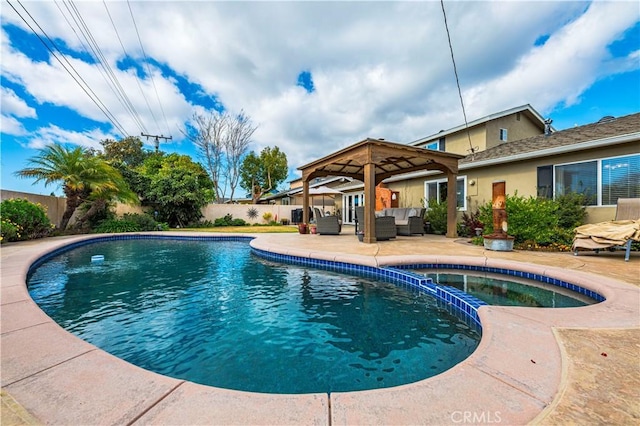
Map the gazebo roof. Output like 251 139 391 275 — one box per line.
296 138 464 243
298 138 464 184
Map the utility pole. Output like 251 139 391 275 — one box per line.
141 133 172 152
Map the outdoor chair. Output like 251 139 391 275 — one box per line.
572 198 640 261
313 208 341 235
355 207 397 241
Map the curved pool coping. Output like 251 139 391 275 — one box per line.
1 232 639 425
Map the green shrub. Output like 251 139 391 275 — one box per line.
424 198 447 234
0 198 53 241
94 219 140 233
210 214 248 227
185 220 215 228
477 192 587 249
122 213 165 231
214 214 234 226
555 192 588 229
479 193 557 244
1 218 22 243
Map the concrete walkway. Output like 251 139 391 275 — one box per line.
1 231 639 425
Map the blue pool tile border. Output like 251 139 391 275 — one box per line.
391 263 605 303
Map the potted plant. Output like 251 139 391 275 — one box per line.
298 223 308 234
309 224 317 234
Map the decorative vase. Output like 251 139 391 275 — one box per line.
298 223 308 234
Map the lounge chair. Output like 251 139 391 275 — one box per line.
355 207 397 241
572 198 640 261
313 208 341 235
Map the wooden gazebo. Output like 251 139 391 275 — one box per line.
298 138 464 243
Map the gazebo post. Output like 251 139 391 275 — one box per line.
446 170 458 238
363 162 377 243
302 181 310 225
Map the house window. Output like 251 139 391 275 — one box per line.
602 155 640 205
499 128 508 142
426 137 446 151
554 154 639 206
537 165 553 199
424 176 467 211
555 161 597 205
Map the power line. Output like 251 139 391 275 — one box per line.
103 0 156 135
440 0 476 157
7 0 128 136
63 0 147 134
127 0 172 137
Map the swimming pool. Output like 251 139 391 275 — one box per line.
27 238 480 394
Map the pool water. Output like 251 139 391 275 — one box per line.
27 239 480 394
418 272 594 307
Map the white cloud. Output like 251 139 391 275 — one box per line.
1 0 638 179
26 125 111 150
1 114 29 136
1 86 36 118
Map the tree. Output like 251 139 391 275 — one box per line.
74 162 139 229
240 146 288 204
15 144 137 230
137 153 214 227
100 136 150 168
99 136 152 198
183 110 256 203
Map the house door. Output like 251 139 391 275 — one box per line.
342 192 365 225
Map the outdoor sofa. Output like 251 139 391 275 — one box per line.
376 207 426 236
355 207 397 240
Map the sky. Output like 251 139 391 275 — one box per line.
1 0 639 197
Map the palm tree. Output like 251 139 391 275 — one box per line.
15 144 138 230
74 158 139 229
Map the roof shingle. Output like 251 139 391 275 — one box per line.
460 113 640 164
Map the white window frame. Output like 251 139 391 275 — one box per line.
553 153 639 206
425 137 445 151
499 128 508 142
425 141 440 151
423 175 467 211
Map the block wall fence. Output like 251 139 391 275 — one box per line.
1 190 300 228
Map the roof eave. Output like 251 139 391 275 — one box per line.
409 104 547 146
460 132 640 170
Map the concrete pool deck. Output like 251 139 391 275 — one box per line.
1 231 639 425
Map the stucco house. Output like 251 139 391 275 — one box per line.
277 104 639 228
